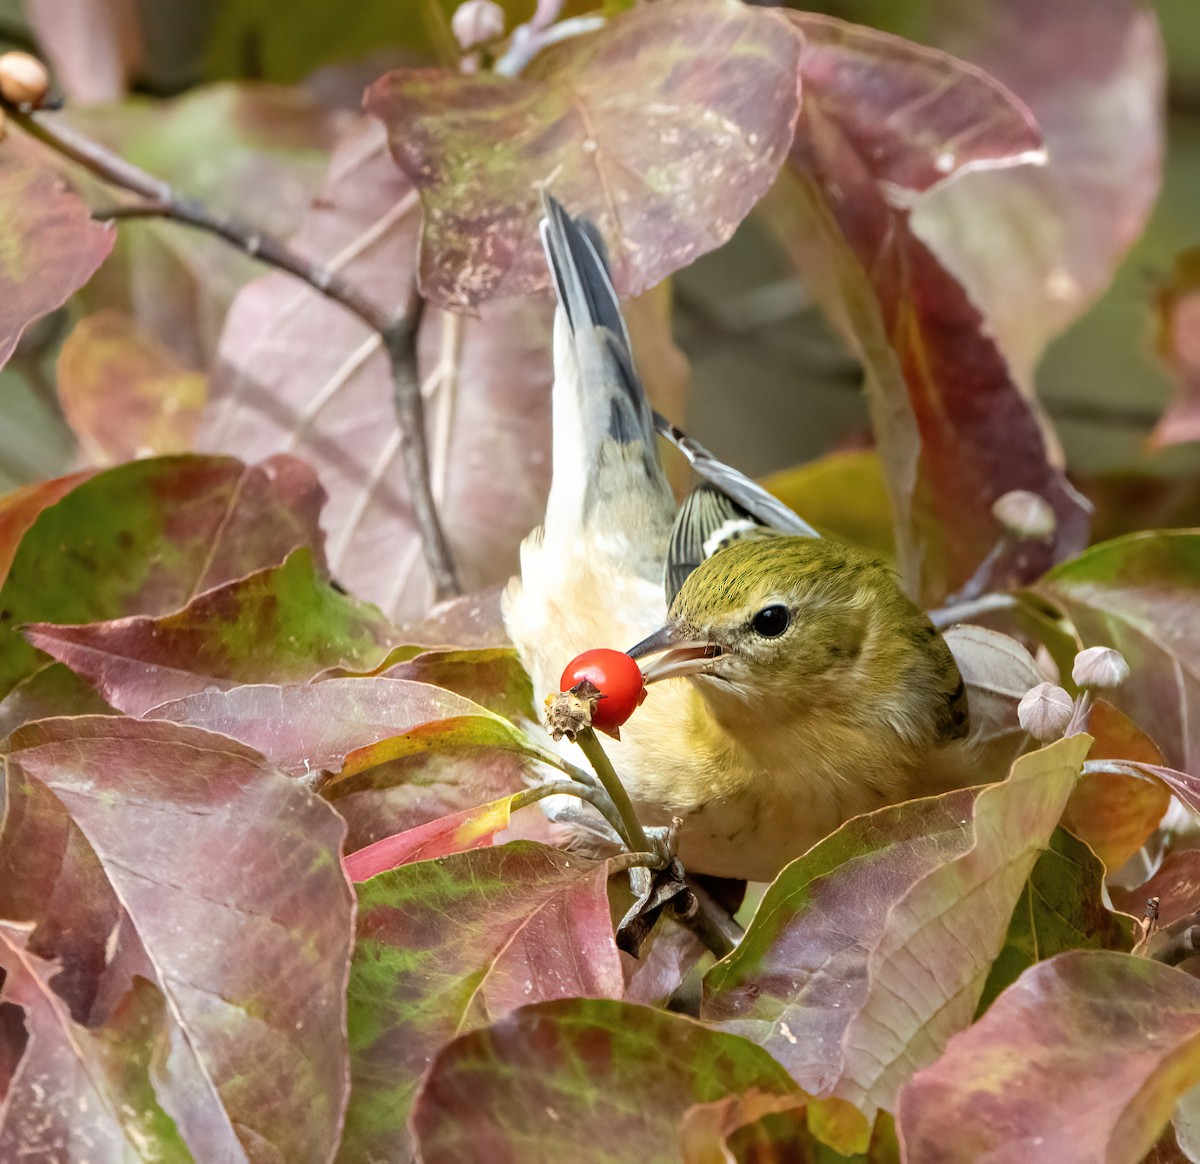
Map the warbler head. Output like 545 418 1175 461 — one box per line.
627 537 966 737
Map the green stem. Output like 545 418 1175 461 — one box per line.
575 727 652 853
511 779 626 840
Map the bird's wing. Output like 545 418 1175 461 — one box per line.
663 454 821 604
655 415 820 539
538 194 674 581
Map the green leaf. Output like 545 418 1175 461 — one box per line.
977 827 1134 1015
26 547 398 717
366 0 802 308
411 997 799 1164
897 951 1200 1164
0 454 326 702
1035 530 1200 773
703 736 1090 1118
340 842 624 1162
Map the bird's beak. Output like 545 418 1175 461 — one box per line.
626 623 723 684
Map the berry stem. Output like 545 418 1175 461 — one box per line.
575 727 652 854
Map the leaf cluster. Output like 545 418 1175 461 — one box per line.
0 1 1199 1161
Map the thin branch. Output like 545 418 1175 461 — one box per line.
6 103 461 599
511 780 627 839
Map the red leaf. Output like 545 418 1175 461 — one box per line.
1150 250 1200 449
703 736 1088 1118
0 134 114 371
1035 531 1200 775
0 928 189 1158
915 0 1165 376
411 997 798 1164
0 454 328 705
152 676 502 777
766 14 1089 603
344 795 515 881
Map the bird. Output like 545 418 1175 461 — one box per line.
503 195 972 882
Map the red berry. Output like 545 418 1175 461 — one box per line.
560 648 645 730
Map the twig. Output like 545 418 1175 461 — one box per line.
927 591 1018 628
5 103 461 599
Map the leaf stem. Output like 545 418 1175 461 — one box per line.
4 103 462 600
574 727 652 854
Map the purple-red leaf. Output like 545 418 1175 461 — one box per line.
896 950 1200 1164
340 842 623 1162
0 927 191 1160
366 0 802 309
151 676 509 777
766 13 1089 603
915 0 1166 378
1110 850 1200 928
0 133 114 371
26 548 397 717
412 997 799 1164
0 454 327 703
1 716 355 1163
703 736 1089 1117
203 118 555 620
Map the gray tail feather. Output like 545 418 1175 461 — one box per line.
540 193 658 451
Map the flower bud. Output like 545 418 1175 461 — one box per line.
992 490 1056 541
1018 682 1075 742
452 0 505 50
1071 645 1130 690
0 52 49 109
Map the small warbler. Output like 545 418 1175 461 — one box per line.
504 197 972 882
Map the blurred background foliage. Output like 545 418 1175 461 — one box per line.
0 0 1197 516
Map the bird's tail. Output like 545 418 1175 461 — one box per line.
538 194 674 580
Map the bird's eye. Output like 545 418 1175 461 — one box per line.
751 605 790 638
